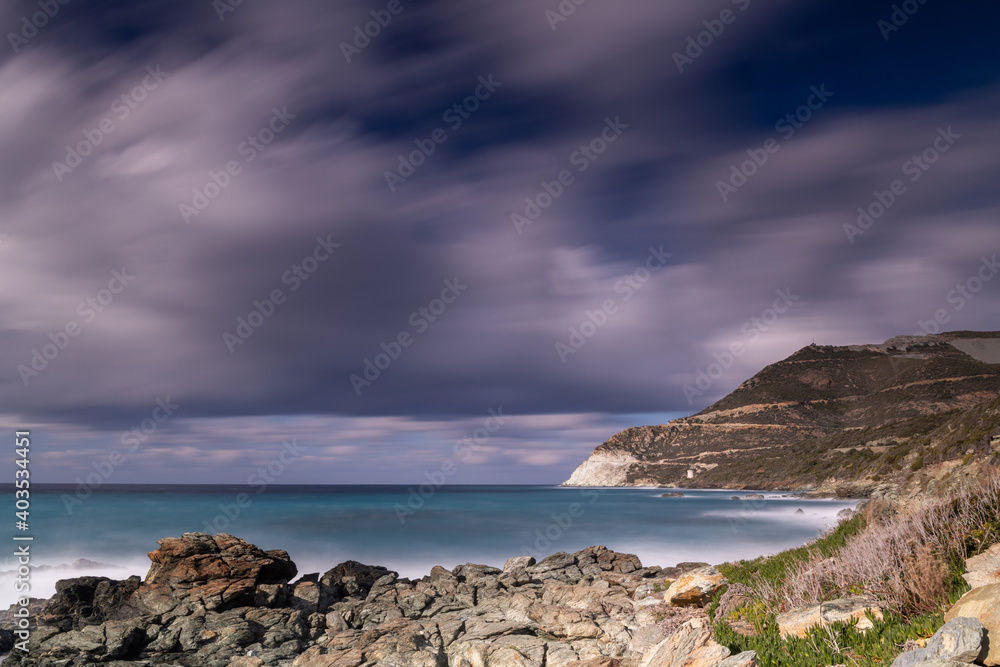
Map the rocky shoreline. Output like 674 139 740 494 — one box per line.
5 528 998 667
0 532 759 667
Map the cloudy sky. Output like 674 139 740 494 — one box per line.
3 0 998 484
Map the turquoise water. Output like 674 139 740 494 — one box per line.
1 484 856 608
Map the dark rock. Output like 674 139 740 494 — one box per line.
35 575 143 631
0 627 14 652
319 560 393 600
661 492 685 497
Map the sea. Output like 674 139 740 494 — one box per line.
0 484 857 609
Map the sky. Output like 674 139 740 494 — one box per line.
2 0 998 485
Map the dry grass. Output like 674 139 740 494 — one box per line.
757 469 1000 615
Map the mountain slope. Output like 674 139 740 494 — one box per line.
564 331 1000 497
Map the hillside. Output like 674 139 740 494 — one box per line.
564 331 1000 497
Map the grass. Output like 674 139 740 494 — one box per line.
714 610 942 667
705 472 1000 667
716 514 867 592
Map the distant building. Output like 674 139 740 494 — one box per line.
687 469 694 479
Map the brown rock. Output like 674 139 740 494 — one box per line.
963 544 1000 589
945 583 1000 666
639 617 731 667
777 598 883 639
665 567 728 607
145 533 297 588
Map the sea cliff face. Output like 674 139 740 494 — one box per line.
564 332 1000 497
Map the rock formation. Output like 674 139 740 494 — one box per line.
564 332 1000 497
0 533 755 667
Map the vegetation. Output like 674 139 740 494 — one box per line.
708 471 1000 667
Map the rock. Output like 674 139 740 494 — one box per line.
795 509 805 515
0 627 14 652
716 651 759 667
676 562 710 573
639 617 731 667
661 493 685 498
837 508 855 521
891 617 987 667
776 598 883 638
146 533 297 587
504 556 536 571
34 575 143 631
963 543 1000 589
945 583 1000 666
664 566 728 607
743 494 765 500
320 560 393 601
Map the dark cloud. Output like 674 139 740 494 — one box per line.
2 0 999 481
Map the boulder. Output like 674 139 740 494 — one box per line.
664 566 728 607
963 543 1000 589
716 652 759 667
945 583 1000 666
34 575 143 631
661 493 685 498
504 556 536 571
146 533 297 589
891 617 987 667
776 598 883 638
639 617 732 667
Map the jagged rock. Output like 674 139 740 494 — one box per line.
664 566 728 607
33 575 143 632
661 493 685 498
963 543 1000 589
0 627 14 652
776 598 883 638
639 617 732 667
891 617 987 667
504 556 536 571
146 533 297 587
716 651 759 667
945 583 1000 666
837 508 855 521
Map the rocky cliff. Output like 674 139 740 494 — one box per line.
564 331 1000 497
